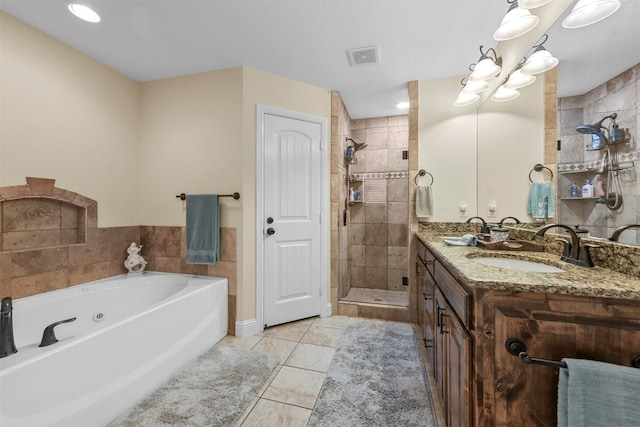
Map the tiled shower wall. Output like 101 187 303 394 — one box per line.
0 179 238 335
348 116 409 291
333 92 353 301
557 64 639 244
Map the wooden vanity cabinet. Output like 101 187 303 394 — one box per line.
474 289 640 427
416 236 640 426
417 240 472 427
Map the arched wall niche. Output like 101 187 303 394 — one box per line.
0 177 97 252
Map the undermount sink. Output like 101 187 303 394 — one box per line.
471 257 565 273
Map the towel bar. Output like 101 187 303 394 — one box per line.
505 338 640 369
176 192 240 200
414 169 434 186
529 164 553 182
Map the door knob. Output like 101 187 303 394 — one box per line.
266 227 275 236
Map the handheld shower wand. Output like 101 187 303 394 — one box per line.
576 113 617 149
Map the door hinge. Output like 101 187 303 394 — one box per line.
319 213 322 223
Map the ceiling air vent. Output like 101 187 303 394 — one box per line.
346 46 379 66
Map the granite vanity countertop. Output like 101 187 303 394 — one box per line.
417 231 640 301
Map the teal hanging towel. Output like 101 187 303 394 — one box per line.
186 194 220 265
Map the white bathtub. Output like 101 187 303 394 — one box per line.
0 272 228 427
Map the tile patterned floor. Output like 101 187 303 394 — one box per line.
219 315 357 426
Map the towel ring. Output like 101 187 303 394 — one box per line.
529 164 553 183
415 169 434 186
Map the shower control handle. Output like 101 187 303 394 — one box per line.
266 227 275 236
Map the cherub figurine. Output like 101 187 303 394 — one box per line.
124 242 147 274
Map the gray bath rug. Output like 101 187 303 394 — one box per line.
308 318 437 427
108 345 279 427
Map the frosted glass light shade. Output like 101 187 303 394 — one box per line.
492 86 521 102
462 79 490 94
67 3 101 22
493 6 539 41
469 57 502 81
455 92 480 106
562 0 620 29
521 48 558 74
504 69 537 89
519 0 552 9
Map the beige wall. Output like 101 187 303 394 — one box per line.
477 77 545 221
1 11 332 326
0 12 141 228
419 77 478 221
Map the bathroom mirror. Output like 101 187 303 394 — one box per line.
475 3 640 246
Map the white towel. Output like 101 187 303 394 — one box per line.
416 185 433 217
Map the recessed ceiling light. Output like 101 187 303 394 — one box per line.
396 102 410 110
67 3 101 23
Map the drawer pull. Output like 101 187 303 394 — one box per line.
438 308 449 334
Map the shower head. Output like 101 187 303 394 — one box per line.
576 113 617 148
576 124 602 135
353 142 368 151
576 113 618 134
346 137 368 152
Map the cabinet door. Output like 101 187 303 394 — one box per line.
423 267 436 364
416 261 425 334
434 287 448 412
446 309 471 427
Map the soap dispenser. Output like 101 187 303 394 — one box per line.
582 180 594 198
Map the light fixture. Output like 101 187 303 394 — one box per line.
562 0 620 29
504 69 536 89
520 34 558 75
518 0 552 9
455 91 480 107
67 3 101 23
461 78 490 94
468 45 502 81
493 0 539 41
492 85 521 102
396 101 410 110
504 59 537 89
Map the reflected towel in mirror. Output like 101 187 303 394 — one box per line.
416 185 433 217
527 181 554 219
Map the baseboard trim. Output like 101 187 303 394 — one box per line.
235 319 260 337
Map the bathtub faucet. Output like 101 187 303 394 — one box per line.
39 317 77 347
1 297 18 358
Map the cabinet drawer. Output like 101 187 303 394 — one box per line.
435 262 470 328
417 240 436 277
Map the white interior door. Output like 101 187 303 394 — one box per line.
262 113 323 327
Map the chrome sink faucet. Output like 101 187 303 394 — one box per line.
466 216 490 234
609 224 640 242
533 224 596 268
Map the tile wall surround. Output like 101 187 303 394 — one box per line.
557 63 639 245
0 178 238 335
331 90 414 323
348 115 409 294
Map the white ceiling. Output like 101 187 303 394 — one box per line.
1 0 639 119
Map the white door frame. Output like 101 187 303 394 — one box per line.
256 104 330 333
